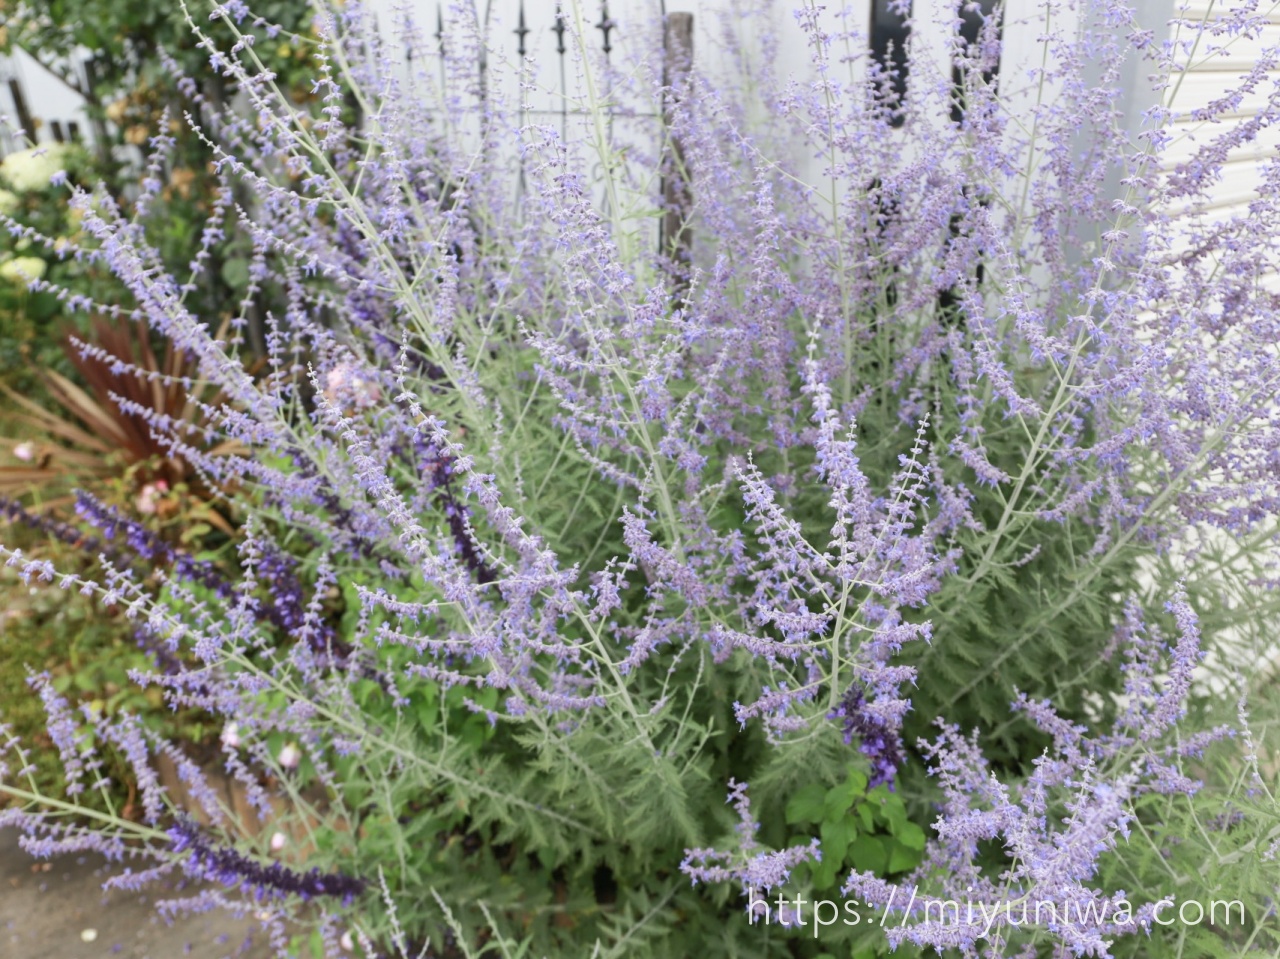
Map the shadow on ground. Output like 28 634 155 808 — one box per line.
0 827 274 958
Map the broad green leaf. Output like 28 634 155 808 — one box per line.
887 837 922 873
810 855 839 890
844 767 869 796
220 257 251 288
414 695 439 732
855 802 875 831
820 815 856 867
785 783 827 824
847 835 888 873
823 767 869 819
875 791 908 833
897 820 927 850
824 784 852 822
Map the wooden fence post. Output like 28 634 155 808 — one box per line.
661 12 693 277
7 78 35 145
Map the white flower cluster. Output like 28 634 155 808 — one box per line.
0 257 46 284
0 143 71 193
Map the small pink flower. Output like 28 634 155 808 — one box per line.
136 481 169 515
220 723 242 749
339 931 354 951
269 831 287 852
324 362 381 411
12 441 34 462
278 743 301 769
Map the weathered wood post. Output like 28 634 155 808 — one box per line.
6 78 35 146
660 12 693 279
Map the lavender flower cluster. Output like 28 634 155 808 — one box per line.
841 592 1234 956
1 0 1277 955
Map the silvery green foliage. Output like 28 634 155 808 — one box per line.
2 0 1279 956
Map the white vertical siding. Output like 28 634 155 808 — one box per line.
0 48 99 155
1159 0 1280 264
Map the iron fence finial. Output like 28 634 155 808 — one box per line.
597 2 614 56
515 1 530 58
553 3 567 56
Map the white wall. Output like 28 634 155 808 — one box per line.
0 47 99 155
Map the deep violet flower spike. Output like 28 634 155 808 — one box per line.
828 682 905 789
167 818 365 905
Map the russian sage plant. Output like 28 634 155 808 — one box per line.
1 0 1279 956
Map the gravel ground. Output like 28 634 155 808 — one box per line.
0 827 272 959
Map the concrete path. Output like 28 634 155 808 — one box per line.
0 828 272 959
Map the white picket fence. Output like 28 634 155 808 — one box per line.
4 1 1267 220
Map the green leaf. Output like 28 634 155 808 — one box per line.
897 820 926 850
29 291 60 320
875 790 909 834
854 802 875 832
844 767 869 796
820 815 856 867
785 783 827 825
824 784 852 822
220 257 251 288
810 855 838 890
413 695 439 732
461 718 490 749
822 766 869 820
847 835 888 873
179 522 211 544
887 837 922 874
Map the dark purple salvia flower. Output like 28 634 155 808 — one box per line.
71 491 345 659
73 491 233 599
167 818 365 906
828 681 905 789
1 496 110 559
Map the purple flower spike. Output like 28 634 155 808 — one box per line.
167 819 365 906
829 682 905 789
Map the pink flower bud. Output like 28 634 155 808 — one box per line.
324 362 381 411
136 483 162 515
